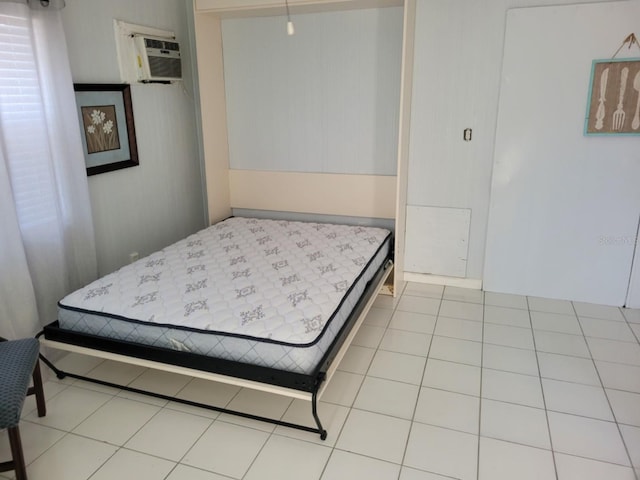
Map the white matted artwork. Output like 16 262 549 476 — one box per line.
404 206 470 278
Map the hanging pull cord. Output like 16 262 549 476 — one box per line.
611 33 640 59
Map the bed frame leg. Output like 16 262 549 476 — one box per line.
311 389 327 440
38 353 67 380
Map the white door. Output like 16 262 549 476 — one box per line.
484 1 640 306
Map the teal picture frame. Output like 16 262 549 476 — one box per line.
584 58 640 136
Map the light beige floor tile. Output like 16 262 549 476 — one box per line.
622 308 640 324
403 282 444 299
73 396 161 445
484 305 531 328
607 389 640 426
534 330 591 358
528 297 575 315
542 378 613 421
482 344 539 376
478 437 555 480
336 409 411 464
484 323 534 350
218 388 293 432
352 324 386 349
0 421 64 465
404 423 478 480
397 296 441 315
354 376 419 419
25 433 117 480
586 337 640 365
414 387 479 434
573 302 625 321
441 285 479 303
596 361 640 393
580 317 637 342
322 450 400 480
319 371 364 407
429 335 482 367
21 380 69 418
555 453 636 480
480 399 550 449
364 307 394 327
368 350 426 385
439 299 483 321
548 411 630 466
389 311 437 334
422 359 481 396
537 352 601 386
244 435 331 480
434 316 483 342
183 421 269 478
373 293 401 309
482 369 544 408
531 311 581 335
90 448 174 480
165 465 230 480
25 385 112 431
338 345 376 374
399 467 454 479
620 424 640 467
125 408 212 461
484 291 528 310
379 329 431 357
442 286 484 304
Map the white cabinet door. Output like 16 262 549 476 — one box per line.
484 1 640 306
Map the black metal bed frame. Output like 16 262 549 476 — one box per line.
38 258 393 440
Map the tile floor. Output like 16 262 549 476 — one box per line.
2 283 640 480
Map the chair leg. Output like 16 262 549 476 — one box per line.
8 426 27 480
31 361 46 418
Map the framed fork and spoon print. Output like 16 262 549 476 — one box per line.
585 58 640 135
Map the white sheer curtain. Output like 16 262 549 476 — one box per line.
0 1 96 339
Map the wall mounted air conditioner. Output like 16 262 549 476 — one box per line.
133 34 182 82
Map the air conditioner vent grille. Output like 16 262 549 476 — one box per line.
148 56 182 79
134 34 182 82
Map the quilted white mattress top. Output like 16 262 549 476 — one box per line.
59 217 391 346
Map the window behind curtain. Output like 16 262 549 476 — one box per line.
0 9 58 228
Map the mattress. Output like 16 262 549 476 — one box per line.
58 217 391 374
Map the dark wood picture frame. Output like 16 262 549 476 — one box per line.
74 83 139 175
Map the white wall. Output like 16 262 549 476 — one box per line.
61 0 205 275
406 0 622 283
484 1 640 306
221 7 403 176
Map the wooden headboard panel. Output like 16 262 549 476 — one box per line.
229 170 396 220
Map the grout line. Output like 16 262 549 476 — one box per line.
475 295 485 480
526 295 560 480
622 311 640 346
570 301 639 480
319 290 406 480
398 289 445 475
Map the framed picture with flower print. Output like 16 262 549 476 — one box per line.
74 84 139 175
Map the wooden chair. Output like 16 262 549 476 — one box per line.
0 337 46 480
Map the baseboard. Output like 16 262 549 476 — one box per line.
403 272 483 290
